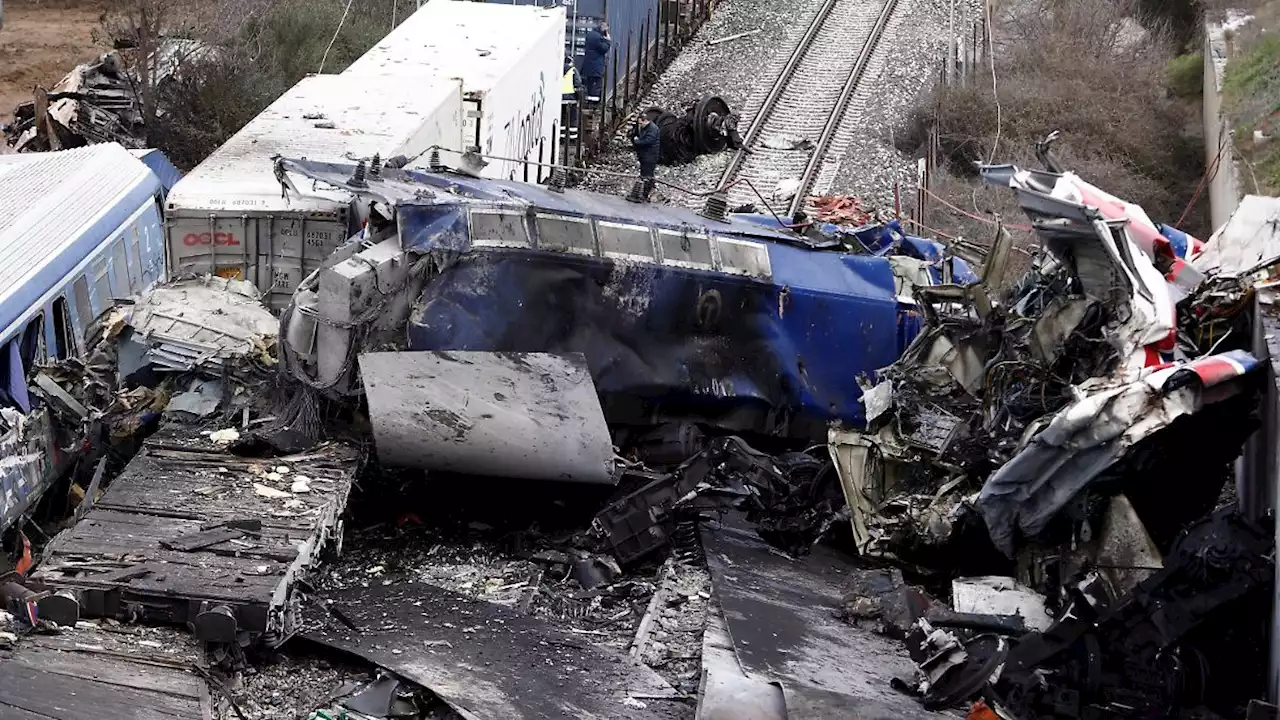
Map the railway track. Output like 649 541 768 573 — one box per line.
718 0 900 216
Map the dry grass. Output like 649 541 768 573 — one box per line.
913 0 1209 244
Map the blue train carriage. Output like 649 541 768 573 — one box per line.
276 156 975 442
0 144 175 537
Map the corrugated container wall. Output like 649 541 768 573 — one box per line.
480 0 662 106
343 0 566 183
164 74 465 308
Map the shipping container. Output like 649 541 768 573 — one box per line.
164 74 464 308
343 0 566 183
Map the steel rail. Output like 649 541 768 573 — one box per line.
785 0 899 218
715 0 842 189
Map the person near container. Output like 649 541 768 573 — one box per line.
582 21 612 103
630 112 660 203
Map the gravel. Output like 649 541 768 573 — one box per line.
579 0 832 204
582 0 986 217
817 0 987 212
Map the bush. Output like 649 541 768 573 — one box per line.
142 0 406 169
1167 52 1204 98
918 0 1208 238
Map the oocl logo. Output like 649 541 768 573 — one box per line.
183 232 241 247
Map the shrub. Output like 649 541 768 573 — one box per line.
1167 52 1204 99
917 0 1208 238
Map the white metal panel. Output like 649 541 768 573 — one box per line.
167 74 466 215
477 3 565 182
0 144 159 341
345 0 566 182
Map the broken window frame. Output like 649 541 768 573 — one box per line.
72 277 93 336
50 295 74 361
0 315 44 413
468 209 532 249
533 213 596 256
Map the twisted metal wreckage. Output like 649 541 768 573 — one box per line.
269 135 1280 718
5 135 1268 718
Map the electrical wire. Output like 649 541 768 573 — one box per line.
984 0 1002 163
318 0 356 74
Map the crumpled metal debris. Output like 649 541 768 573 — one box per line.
593 436 844 564
6 40 213 151
908 506 1274 717
828 138 1263 574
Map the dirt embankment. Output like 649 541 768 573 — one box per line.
0 0 103 124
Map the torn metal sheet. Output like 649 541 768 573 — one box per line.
696 602 787 720
1083 493 1163 594
305 582 685 720
950 576 1052 632
359 351 617 484
127 276 278 373
1193 195 1280 278
977 350 1261 554
700 518 949 719
0 408 53 533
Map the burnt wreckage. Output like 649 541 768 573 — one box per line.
257 136 1280 719
644 95 744 166
830 140 1278 717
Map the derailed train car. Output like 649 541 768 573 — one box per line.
275 155 975 484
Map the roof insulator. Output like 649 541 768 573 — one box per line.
369 153 382 181
700 190 729 222
429 148 444 172
349 160 368 188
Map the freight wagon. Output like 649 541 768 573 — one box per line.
0 144 171 538
164 74 464 308
343 0 566 183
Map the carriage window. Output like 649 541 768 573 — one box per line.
51 296 73 360
73 277 93 331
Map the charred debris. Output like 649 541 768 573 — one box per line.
3 131 1280 720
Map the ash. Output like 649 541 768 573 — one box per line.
315 470 711 701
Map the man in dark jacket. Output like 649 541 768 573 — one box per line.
630 114 660 202
582 22 611 103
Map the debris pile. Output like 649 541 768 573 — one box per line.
5 41 207 151
643 95 743 165
821 137 1278 717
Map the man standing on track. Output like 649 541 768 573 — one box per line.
629 112 660 203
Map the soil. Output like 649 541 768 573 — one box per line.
0 0 104 124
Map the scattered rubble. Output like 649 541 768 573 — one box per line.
4 40 209 152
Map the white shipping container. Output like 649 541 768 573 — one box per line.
343 0 566 184
164 73 465 308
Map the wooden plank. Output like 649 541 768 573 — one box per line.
11 648 204 699
0 662 201 720
0 703 62 720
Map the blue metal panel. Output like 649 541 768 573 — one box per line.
130 149 184 195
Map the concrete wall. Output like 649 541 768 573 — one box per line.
1203 20 1245 232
